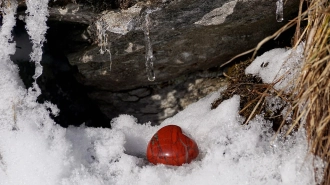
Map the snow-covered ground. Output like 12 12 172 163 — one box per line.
0 1 324 185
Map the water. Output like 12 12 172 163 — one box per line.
143 10 156 81
276 0 284 22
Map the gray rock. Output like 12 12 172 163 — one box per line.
89 74 227 125
62 0 299 91
17 0 300 125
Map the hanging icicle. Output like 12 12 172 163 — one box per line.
25 0 49 91
276 0 284 22
143 9 156 81
95 18 112 72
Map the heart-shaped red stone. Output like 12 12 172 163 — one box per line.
146 125 199 166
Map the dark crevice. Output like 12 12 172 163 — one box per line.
11 18 111 128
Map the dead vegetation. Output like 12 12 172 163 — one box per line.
213 0 330 184
290 0 330 184
211 59 290 131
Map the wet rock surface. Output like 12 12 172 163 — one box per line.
14 0 300 126
61 0 299 91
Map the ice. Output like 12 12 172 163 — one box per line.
143 9 156 81
276 0 284 22
23 0 51 111
95 18 112 71
94 6 156 79
94 5 144 72
96 5 141 35
25 0 49 81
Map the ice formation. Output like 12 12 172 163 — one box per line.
276 0 284 22
95 18 112 71
143 9 156 81
96 5 141 35
25 0 49 82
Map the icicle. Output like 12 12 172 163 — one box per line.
276 0 284 22
95 18 112 72
143 10 156 81
25 0 49 90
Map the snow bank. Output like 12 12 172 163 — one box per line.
105 93 319 185
245 44 304 91
0 86 322 185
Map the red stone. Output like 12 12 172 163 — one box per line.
146 125 199 166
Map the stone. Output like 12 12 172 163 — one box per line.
11 19 111 128
89 74 227 125
146 125 199 166
59 0 300 91
14 0 300 127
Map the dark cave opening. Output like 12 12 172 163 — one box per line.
11 18 111 128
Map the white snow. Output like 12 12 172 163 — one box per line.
0 2 324 185
25 0 49 80
245 43 304 91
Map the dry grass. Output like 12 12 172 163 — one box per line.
290 0 330 184
219 0 330 183
211 60 265 124
211 60 289 130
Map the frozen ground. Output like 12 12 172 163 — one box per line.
0 1 324 185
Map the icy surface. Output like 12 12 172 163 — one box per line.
143 9 156 81
95 17 112 71
0 3 323 185
276 0 284 22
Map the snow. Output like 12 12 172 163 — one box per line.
0 2 324 185
245 43 304 91
25 0 49 80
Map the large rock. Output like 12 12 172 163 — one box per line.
17 0 300 125
54 0 300 91
90 73 227 124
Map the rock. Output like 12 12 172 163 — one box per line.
11 19 111 128
16 0 300 126
89 72 227 125
146 125 199 166
60 0 299 91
